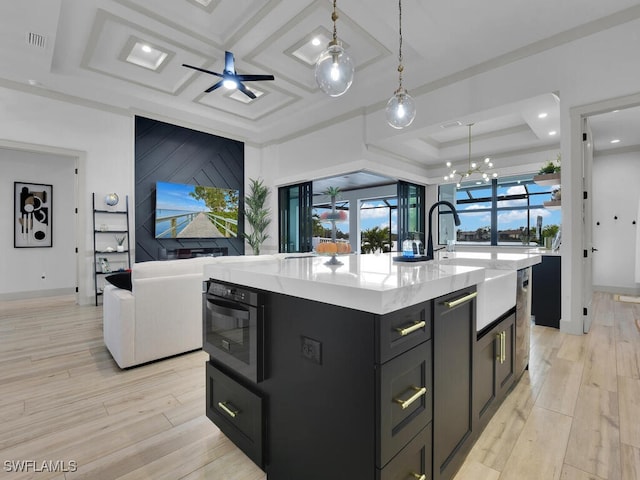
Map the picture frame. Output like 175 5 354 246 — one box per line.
14 182 53 248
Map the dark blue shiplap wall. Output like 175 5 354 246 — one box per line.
134 116 245 261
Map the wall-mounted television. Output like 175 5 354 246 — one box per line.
155 181 239 239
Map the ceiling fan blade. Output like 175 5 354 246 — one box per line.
205 80 224 93
235 74 275 82
224 51 235 75
182 64 223 77
237 82 257 99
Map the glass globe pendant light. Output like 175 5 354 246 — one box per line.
314 0 354 97
386 0 416 129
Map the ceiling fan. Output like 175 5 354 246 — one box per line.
182 51 274 99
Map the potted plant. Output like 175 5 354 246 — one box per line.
533 153 561 186
115 234 126 252
243 178 271 255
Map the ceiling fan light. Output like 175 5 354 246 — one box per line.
223 78 238 90
385 89 416 129
315 42 354 97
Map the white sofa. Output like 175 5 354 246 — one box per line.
103 255 280 368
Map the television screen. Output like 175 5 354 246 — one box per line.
155 181 239 239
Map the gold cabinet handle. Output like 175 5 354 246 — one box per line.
218 401 239 418
411 474 427 480
496 331 506 364
394 386 427 410
396 320 426 336
501 331 507 364
443 291 478 309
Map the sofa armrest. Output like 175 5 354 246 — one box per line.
103 284 136 368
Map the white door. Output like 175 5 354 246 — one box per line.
582 118 594 333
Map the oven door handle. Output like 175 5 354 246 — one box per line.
206 300 250 320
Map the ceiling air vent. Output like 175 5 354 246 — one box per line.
26 32 46 49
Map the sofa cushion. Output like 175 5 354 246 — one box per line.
105 271 132 291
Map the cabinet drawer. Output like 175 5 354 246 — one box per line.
205 362 263 467
378 423 432 480
378 341 432 468
377 301 432 364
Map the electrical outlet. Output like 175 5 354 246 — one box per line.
301 336 322 365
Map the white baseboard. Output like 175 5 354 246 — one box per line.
0 288 76 302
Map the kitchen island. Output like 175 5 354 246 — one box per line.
202 252 540 480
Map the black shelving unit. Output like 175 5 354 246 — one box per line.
92 193 131 306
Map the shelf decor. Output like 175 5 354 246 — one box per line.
14 181 52 248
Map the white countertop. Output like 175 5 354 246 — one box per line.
434 250 543 269
204 253 486 315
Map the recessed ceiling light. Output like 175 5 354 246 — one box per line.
126 41 168 71
229 85 264 104
311 37 321 46
548 130 557 136
538 112 548 119
610 139 621 144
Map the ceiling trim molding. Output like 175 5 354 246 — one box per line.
192 82 303 122
245 1 390 94
265 4 640 147
225 0 284 48
80 10 216 96
594 144 640 157
364 144 428 171
0 77 130 117
438 124 533 149
363 4 640 116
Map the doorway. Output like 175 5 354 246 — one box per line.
0 140 84 303
571 92 640 332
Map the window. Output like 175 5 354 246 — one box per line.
439 174 561 246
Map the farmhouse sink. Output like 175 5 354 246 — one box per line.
476 269 517 331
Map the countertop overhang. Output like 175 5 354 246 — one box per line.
204 253 486 314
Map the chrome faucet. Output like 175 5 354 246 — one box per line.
427 201 461 260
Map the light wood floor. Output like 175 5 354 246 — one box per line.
0 292 638 479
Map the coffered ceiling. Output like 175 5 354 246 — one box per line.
1 0 639 170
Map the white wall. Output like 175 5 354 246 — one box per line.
0 88 133 304
592 149 640 294
0 148 76 299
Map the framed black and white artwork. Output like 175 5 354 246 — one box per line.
14 182 53 248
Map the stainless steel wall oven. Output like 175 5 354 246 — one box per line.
203 279 264 383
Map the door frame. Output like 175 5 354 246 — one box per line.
569 91 640 333
0 139 86 305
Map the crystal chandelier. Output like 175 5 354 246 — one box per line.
385 0 416 129
314 0 355 97
444 123 497 187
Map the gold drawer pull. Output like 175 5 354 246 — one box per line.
495 331 506 364
396 320 426 336
443 291 478 309
218 401 239 418
501 331 506 364
394 386 427 410
411 474 427 480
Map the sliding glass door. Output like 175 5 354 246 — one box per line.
278 182 313 253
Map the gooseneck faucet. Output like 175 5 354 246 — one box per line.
426 200 461 260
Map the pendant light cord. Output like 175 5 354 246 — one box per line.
397 0 404 90
331 0 338 43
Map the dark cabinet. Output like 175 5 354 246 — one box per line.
377 341 432 468
433 288 477 480
205 362 263 467
532 255 561 328
202 282 527 480
474 312 516 428
378 423 432 480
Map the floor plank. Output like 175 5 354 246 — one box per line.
1 292 638 480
